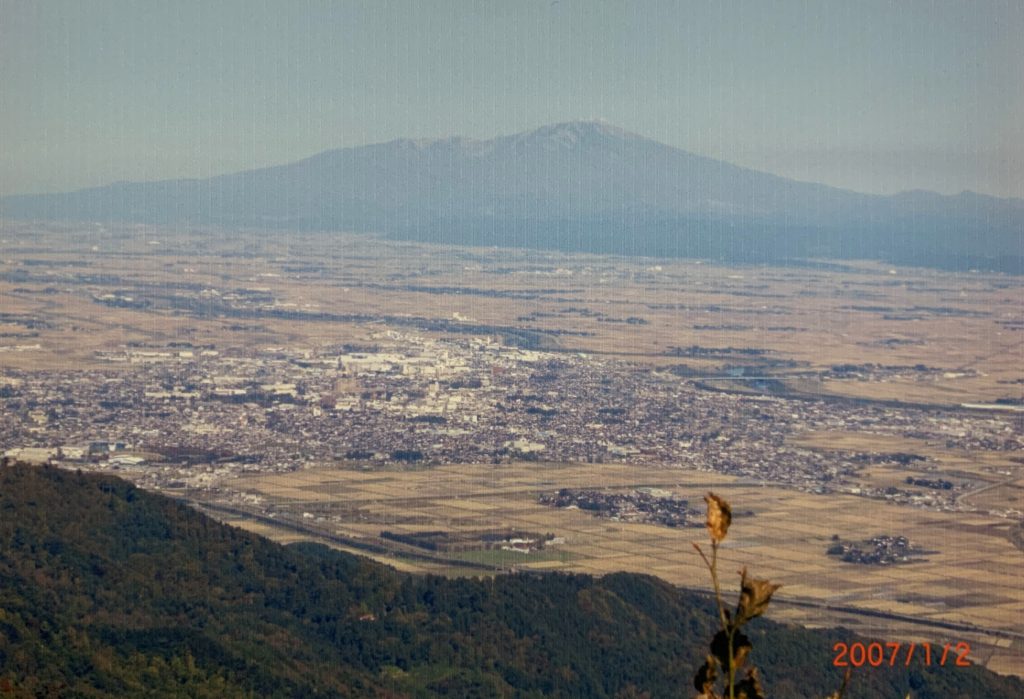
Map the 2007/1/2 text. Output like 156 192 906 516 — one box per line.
832 641 971 667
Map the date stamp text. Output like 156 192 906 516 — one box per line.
832 641 971 668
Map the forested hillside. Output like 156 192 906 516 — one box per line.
0 465 1019 698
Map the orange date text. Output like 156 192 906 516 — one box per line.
832 641 971 668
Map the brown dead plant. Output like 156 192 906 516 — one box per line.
692 492 850 699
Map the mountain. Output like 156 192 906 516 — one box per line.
3 121 1022 271
3 465 1022 698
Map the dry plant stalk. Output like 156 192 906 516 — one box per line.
692 492 849 699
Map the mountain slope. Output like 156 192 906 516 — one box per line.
3 122 1022 272
1 465 1021 698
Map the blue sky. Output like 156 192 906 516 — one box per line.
2 0 1021 197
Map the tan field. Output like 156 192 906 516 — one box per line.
1 223 1021 405
2 222 1021 677
216 460 1024 677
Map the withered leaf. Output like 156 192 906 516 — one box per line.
735 667 767 699
693 654 719 693
704 492 732 542
711 630 751 670
735 567 781 625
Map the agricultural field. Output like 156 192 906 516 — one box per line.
213 459 1024 677
2 221 1022 677
2 222 1021 407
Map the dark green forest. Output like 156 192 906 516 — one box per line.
0 465 1019 698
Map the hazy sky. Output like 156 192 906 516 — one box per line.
2 0 1022 198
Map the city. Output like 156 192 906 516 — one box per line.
3 331 1019 519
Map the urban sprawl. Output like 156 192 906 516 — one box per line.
2 332 1021 521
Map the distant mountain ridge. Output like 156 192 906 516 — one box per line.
3 121 1022 272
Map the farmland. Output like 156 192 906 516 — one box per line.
2 220 1022 677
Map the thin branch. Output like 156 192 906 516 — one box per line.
708 541 729 630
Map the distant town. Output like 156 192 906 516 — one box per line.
827 534 928 566
2 331 1020 522
539 488 699 528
